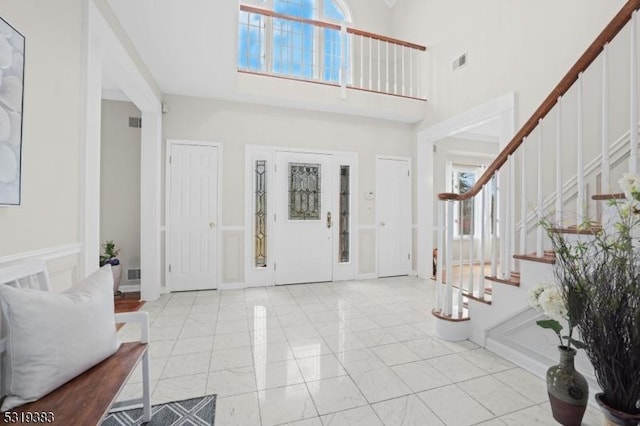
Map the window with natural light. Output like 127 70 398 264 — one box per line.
238 0 350 83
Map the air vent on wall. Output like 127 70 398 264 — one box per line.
129 117 142 128
452 53 468 71
127 268 141 281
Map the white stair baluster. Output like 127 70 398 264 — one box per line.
459 200 464 300
491 174 498 278
360 35 364 89
468 195 475 297
377 39 381 92
369 37 373 90
556 97 563 225
479 185 486 299
436 201 445 311
509 155 516 272
402 46 406 96
577 73 585 223
445 199 454 317
409 48 413 97
386 41 390 93
537 119 544 257
602 44 610 194
394 43 398 94
520 138 527 256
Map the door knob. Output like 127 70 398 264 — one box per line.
380 221 386 227
209 222 216 228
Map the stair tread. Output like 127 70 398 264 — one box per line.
552 224 602 235
431 308 470 322
485 275 520 287
463 291 492 305
592 192 625 201
513 252 556 264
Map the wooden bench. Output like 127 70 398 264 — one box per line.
0 260 151 425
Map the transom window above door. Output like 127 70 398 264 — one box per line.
238 0 351 83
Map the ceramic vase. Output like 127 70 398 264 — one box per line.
547 346 588 426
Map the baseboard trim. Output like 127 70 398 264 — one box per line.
356 273 378 280
0 243 82 266
119 284 141 293
486 337 602 407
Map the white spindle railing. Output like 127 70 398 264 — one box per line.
433 1 640 327
520 139 527 256
238 5 427 100
556 97 563 225
602 45 610 194
536 119 544 257
577 73 585 223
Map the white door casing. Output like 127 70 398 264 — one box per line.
377 156 411 277
275 151 333 285
166 141 221 291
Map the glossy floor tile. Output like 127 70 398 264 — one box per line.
119 276 605 425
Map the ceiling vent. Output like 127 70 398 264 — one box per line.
129 117 142 128
452 53 468 71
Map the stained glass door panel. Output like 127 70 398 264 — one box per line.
275 152 333 285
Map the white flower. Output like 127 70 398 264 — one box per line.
619 173 640 204
538 286 567 322
529 284 568 322
528 284 546 311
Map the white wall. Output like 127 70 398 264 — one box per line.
100 100 141 287
0 0 84 288
162 95 414 281
390 0 626 128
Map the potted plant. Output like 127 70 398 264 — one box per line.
100 240 123 296
539 173 640 425
529 283 588 426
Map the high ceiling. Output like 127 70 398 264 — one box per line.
106 0 398 101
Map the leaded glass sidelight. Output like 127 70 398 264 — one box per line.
289 163 321 220
255 160 267 268
339 166 350 263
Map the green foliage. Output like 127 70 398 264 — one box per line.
540 201 640 414
536 319 563 334
99 240 120 267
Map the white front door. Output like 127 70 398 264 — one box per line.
275 151 333 285
167 142 219 291
377 157 411 277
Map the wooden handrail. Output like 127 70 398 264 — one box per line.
240 4 427 51
438 0 640 202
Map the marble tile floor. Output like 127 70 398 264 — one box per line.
116 277 604 426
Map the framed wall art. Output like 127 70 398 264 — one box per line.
0 16 24 206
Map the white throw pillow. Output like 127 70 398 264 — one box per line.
0 265 121 410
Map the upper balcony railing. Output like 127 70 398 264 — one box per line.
238 5 427 101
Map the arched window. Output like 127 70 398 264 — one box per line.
239 0 352 84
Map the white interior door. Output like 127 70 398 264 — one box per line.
167 143 219 291
275 151 333 285
377 157 411 277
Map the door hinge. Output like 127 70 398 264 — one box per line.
408 254 411 260
407 170 410 177
274 262 277 271
168 264 172 272
169 155 172 164
274 213 277 222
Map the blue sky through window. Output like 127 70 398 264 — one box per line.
238 0 348 82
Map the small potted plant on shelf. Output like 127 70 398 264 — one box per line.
537 173 640 426
100 240 123 296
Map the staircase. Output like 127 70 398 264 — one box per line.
432 0 640 382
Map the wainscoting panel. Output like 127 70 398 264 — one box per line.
358 227 376 276
0 243 82 292
222 230 245 284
